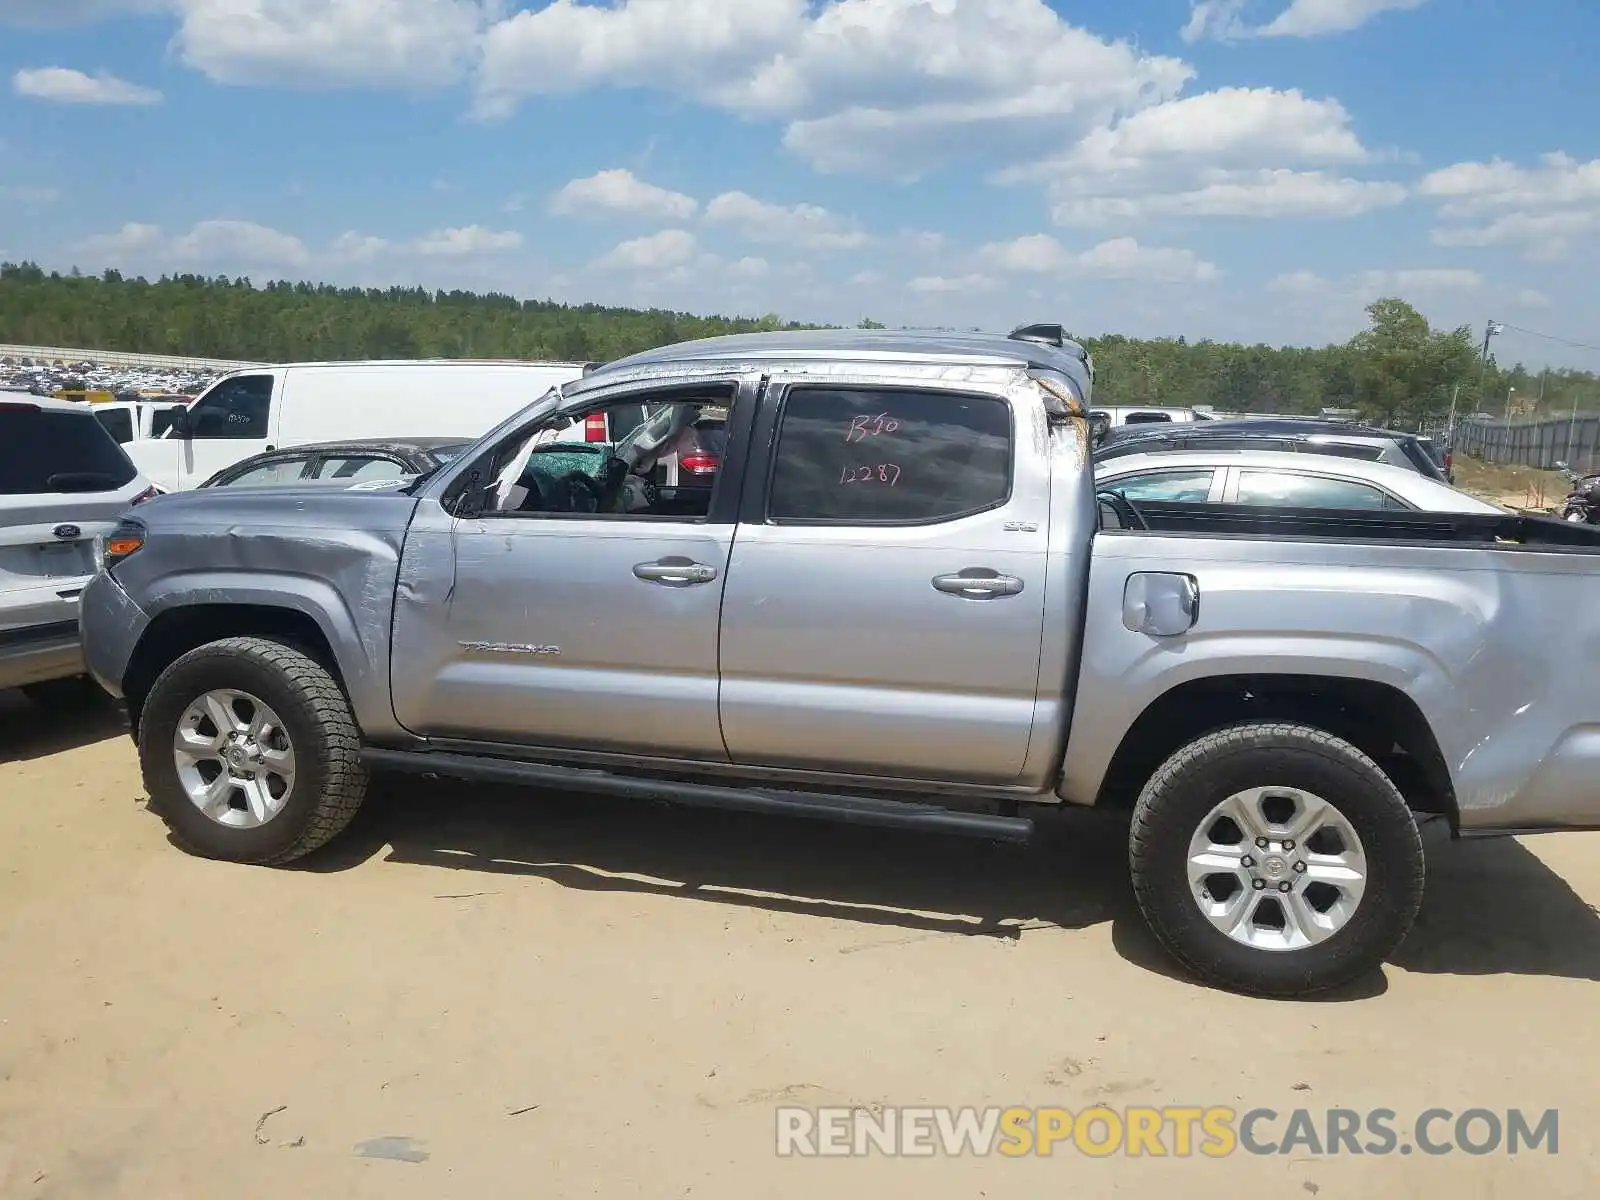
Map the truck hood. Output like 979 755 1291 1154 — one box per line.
131 483 422 534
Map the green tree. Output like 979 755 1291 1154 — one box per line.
1347 298 1479 427
3 263 1596 425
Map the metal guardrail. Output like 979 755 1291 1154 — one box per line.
0 343 266 372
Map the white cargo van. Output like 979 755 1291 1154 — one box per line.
126 359 591 491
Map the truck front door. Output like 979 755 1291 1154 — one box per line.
717 377 1053 786
390 377 754 760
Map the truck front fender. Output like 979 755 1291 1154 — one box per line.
108 515 409 741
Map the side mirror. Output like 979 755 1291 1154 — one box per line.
166 404 192 439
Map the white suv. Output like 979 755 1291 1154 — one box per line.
1 395 157 702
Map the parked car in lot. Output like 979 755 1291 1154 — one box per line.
125 359 591 492
1086 404 1214 447
90 398 185 445
1096 418 1449 481
198 438 472 489
79 325 1600 998
1096 450 1500 514
1 395 157 702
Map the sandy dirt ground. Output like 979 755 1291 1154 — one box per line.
1451 457 1571 513
3 689 1599 1199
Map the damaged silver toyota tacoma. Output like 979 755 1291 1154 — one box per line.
78 326 1600 997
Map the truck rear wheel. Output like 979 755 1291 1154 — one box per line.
1128 721 1424 997
137 636 368 865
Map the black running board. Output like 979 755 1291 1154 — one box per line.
362 748 1034 842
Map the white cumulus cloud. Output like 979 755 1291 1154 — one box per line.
983 234 1220 283
412 226 524 256
1354 268 1483 293
329 231 392 263
1256 0 1428 39
703 191 868 250
1183 0 1426 42
1418 152 1600 260
76 220 312 267
1060 88 1372 173
478 0 1191 177
0 0 163 26
175 0 488 89
997 88 1401 233
549 169 698 221
592 229 699 271
907 274 997 295
1053 170 1406 226
13 66 162 105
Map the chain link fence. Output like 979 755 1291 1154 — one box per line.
1450 414 1600 473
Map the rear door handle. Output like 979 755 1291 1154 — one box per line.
633 556 718 586
931 569 1024 599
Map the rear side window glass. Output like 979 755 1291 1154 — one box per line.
224 457 312 486
189 375 274 440
317 455 405 481
95 408 134 443
1190 436 1293 452
1236 471 1400 510
0 408 137 494
1298 442 1386 462
1123 411 1175 424
1103 469 1216 502
767 387 1011 524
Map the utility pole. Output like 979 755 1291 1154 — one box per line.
1477 319 1503 417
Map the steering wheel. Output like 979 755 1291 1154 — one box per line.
1096 489 1149 531
509 470 549 513
550 471 604 513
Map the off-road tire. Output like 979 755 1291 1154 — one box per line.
1128 721 1425 997
138 636 368 865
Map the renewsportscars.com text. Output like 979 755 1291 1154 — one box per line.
776 1106 1559 1158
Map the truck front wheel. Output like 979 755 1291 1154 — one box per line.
137 636 369 865
1128 721 1424 997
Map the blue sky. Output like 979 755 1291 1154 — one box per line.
2 0 1597 367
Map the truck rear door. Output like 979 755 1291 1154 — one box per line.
717 374 1052 786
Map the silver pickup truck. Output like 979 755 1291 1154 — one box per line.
78 326 1600 997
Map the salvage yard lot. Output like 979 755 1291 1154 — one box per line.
3 691 1600 1198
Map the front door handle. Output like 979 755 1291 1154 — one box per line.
633 556 718 586
931 569 1024 599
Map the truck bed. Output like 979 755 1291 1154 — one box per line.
1063 501 1600 834
1114 500 1600 550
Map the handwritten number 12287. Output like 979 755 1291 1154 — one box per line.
840 464 902 486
